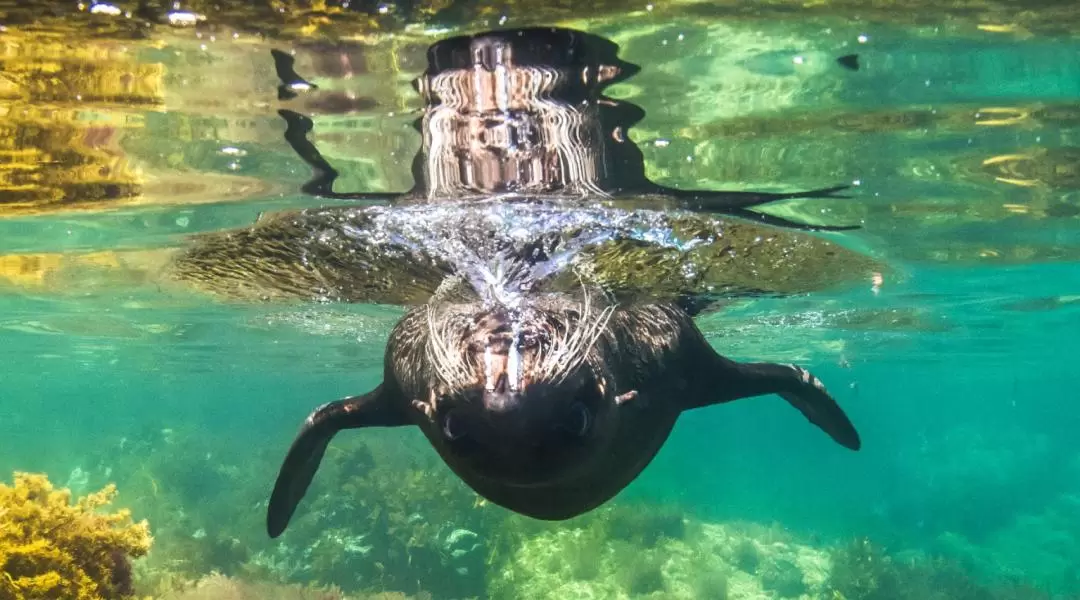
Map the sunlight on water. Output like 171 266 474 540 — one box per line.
337 201 705 300
2 1 1080 599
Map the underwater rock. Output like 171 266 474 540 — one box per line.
758 556 807 597
732 538 763 574
64 465 92 496
442 528 482 575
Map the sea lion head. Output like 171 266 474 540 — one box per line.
417 294 616 485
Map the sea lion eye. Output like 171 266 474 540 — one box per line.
558 402 591 437
442 410 466 441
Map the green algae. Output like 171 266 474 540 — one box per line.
825 538 1049 600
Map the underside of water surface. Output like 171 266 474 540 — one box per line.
2 1 1080 599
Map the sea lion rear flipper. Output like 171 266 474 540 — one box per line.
721 207 860 232
687 357 861 450
617 184 859 231
665 185 860 232
267 384 407 537
669 184 853 210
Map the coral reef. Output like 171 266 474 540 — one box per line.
70 425 492 598
490 506 1063 600
68 426 268 590
825 537 1047 600
0 472 152 600
48 425 1067 600
248 434 494 598
153 572 430 600
488 504 830 600
155 572 349 600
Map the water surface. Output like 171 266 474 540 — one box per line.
2 1 1079 598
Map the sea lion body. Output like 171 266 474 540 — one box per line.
168 28 870 537
264 282 858 534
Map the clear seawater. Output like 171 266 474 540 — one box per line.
2 2 1079 599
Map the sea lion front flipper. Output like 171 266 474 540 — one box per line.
267 384 407 538
278 109 401 203
686 356 861 450
271 48 318 100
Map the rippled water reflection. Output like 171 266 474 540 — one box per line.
4 6 1078 355
3 1 1080 598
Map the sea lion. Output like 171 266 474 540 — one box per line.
167 27 868 537
266 285 859 535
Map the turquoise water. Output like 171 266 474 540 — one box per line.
2 3 1080 598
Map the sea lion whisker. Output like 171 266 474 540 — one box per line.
448 327 475 387
536 296 585 383
541 295 615 386
425 304 471 390
562 304 616 385
423 304 452 386
541 322 569 381
547 296 593 382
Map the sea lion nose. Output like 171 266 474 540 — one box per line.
493 371 509 395
481 388 547 442
483 388 521 414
